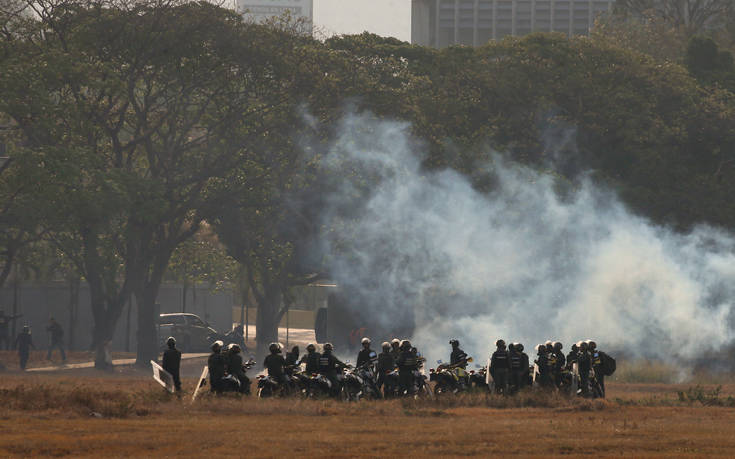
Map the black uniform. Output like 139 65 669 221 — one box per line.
376 350 395 393
396 349 418 394
264 353 287 385
508 349 523 393
207 351 227 393
162 347 182 391
301 351 321 374
450 347 468 367
553 351 566 388
228 351 251 393
14 330 35 370
356 348 376 368
520 351 530 387
536 352 552 387
577 350 591 396
591 350 605 397
490 349 510 394
285 349 299 366
318 350 345 394
46 320 66 361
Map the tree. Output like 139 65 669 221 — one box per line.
0 0 314 366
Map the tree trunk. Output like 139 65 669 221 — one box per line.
67 276 79 350
135 286 159 366
255 286 282 358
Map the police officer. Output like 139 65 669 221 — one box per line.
490 339 510 395
576 341 591 396
14 325 35 370
376 341 395 396
226 343 250 394
45 317 66 362
566 343 578 369
389 338 401 362
588 340 605 398
396 340 418 395
207 340 226 393
508 342 523 394
318 342 346 396
300 343 321 374
264 342 288 390
517 343 530 388
285 345 300 366
356 337 376 368
535 344 552 388
162 337 182 392
449 339 468 367
552 342 566 388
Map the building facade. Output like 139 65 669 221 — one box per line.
236 0 313 32
412 0 614 47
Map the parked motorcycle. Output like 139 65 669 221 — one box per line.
342 363 382 401
430 357 473 395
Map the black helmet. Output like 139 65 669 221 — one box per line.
516 343 524 352
553 342 562 351
166 336 176 347
230 344 241 353
496 339 505 348
323 342 333 352
400 340 411 350
306 343 316 353
449 339 459 347
269 342 281 354
588 340 597 351
571 343 578 352
508 343 515 352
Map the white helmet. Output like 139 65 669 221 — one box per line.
391 338 400 346
361 337 371 345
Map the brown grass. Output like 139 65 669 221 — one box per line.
0 350 137 370
1 373 735 457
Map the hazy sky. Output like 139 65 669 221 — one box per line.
313 0 411 41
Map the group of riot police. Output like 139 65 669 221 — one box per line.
193 334 613 399
488 338 614 398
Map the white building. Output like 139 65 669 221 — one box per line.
412 0 615 47
236 0 313 32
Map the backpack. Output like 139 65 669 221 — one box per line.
600 352 616 376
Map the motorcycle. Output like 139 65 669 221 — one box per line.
342 363 382 401
380 368 401 398
257 374 287 398
469 364 489 391
430 357 473 395
305 372 334 398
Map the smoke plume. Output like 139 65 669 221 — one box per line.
318 112 735 367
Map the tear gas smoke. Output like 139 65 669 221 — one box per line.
318 113 735 367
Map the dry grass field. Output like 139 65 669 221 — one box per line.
1 366 735 458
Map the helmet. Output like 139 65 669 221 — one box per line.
306 343 316 352
535 344 545 353
361 337 371 345
496 339 505 348
230 344 241 353
571 343 578 352
400 339 411 350
22 325 30 333
578 341 588 351
508 343 515 351
323 342 333 352
268 342 281 353
587 340 597 351
211 340 223 351
516 343 524 352
553 342 562 351
391 338 400 346
166 336 176 347
449 339 459 346
545 340 552 346
381 341 390 351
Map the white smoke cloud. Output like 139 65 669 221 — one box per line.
319 112 735 367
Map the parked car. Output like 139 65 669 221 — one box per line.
158 313 218 352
